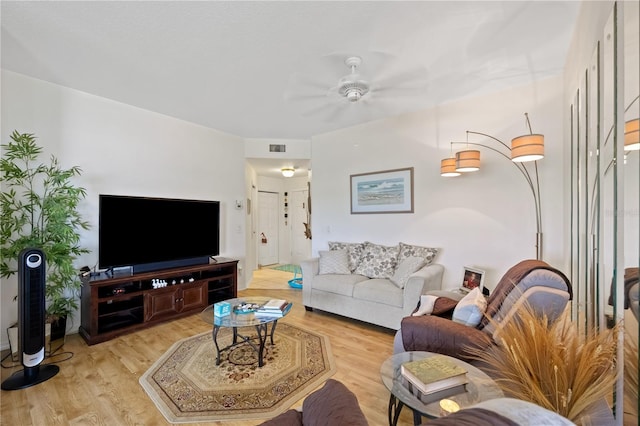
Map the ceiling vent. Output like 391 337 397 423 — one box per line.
269 144 286 153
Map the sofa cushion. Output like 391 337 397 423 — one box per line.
390 256 426 288
398 242 439 265
328 241 365 272
452 287 487 327
353 279 404 307
318 250 351 274
312 273 368 297
302 379 368 426
354 242 399 279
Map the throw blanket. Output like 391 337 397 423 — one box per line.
479 259 571 329
411 296 459 317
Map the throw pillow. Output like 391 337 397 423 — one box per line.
451 287 487 327
318 250 351 274
398 242 439 265
353 242 399 279
390 256 427 289
328 241 365 272
412 294 439 316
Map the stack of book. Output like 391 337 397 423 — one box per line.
400 355 468 404
255 299 292 318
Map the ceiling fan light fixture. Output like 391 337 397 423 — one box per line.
281 167 295 178
337 56 370 102
338 80 369 102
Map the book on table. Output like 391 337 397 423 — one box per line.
402 378 467 405
400 355 468 395
255 300 292 318
261 299 289 311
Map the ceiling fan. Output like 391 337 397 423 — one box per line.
336 56 370 102
284 53 429 121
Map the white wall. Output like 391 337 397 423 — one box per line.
310 76 566 290
0 70 247 348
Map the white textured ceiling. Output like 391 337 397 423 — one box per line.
1 1 580 176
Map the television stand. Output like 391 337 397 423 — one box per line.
79 258 238 345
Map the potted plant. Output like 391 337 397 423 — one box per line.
1 130 90 350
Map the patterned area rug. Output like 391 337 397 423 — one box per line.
139 323 335 423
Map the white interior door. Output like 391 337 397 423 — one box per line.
258 191 279 266
290 189 311 264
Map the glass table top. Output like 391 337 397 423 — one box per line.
200 296 291 327
380 351 503 419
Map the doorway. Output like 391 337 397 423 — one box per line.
289 188 311 264
257 191 279 266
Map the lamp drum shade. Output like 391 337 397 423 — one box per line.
511 134 544 162
440 158 461 177
624 118 639 151
455 150 480 172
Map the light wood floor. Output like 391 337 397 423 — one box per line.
1 268 417 425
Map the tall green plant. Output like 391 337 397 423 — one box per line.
0 131 90 320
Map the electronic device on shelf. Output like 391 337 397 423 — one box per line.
98 195 220 274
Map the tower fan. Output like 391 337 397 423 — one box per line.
2 248 59 390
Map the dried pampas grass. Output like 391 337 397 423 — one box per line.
469 303 618 424
624 327 638 422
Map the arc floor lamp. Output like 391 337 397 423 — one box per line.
440 113 544 260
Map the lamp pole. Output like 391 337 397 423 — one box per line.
456 131 543 260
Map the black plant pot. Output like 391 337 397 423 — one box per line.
47 315 67 355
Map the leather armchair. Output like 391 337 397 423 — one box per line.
395 259 572 362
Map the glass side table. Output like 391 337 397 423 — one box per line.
380 351 503 425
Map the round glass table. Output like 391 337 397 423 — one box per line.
380 351 503 425
200 296 291 367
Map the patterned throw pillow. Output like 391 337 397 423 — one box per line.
390 256 427 289
353 242 400 279
318 250 351 275
328 241 365 272
397 242 439 266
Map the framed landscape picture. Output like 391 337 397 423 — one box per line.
350 167 414 214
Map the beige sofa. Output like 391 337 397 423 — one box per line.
300 241 444 330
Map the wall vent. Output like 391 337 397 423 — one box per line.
269 144 286 152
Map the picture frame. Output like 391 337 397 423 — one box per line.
350 167 414 214
461 266 485 292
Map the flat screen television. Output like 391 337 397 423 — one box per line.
99 195 220 274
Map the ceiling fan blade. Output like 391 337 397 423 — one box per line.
299 102 336 118
372 67 429 91
283 93 326 103
320 101 355 123
288 72 330 91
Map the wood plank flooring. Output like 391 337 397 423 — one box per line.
1 269 417 425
